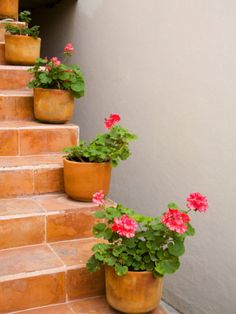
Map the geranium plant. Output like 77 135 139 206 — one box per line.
64 114 137 166
28 43 85 98
5 11 40 39
87 192 208 277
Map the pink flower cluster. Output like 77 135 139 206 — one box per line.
161 209 190 234
186 192 208 212
64 43 75 54
112 214 138 238
92 191 105 206
104 114 121 129
51 57 61 67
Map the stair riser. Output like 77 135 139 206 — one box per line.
0 207 98 249
0 269 104 313
0 272 66 313
0 68 32 89
0 167 64 198
0 95 34 120
0 127 78 156
0 42 6 65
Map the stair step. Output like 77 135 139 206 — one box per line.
0 193 103 249
0 121 78 156
0 21 26 42
10 296 168 313
0 89 34 120
0 158 64 198
0 239 104 313
0 65 32 89
0 42 6 65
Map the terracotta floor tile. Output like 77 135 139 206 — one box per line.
0 272 66 313
0 169 34 198
0 154 63 167
14 303 73 314
70 297 168 314
0 244 63 278
0 198 43 216
0 129 18 155
50 238 99 267
35 194 96 212
0 65 32 90
34 167 64 194
0 92 34 121
46 209 96 242
69 296 119 313
67 268 105 300
0 215 45 249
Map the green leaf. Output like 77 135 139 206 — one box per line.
155 258 180 275
168 202 179 209
86 255 102 272
71 83 84 92
185 223 195 236
94 210 106 219
115 264 128 276
92 223 106 237
168 239 185 257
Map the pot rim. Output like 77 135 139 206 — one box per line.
5 33 41 41
63 157 111 166
34 87 73 94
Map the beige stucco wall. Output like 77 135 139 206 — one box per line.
33 1 236 313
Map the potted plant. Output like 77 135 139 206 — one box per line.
4 11 41 65
63 114 137 201
28 43 85 123
0 0 18 19
87 191 208 313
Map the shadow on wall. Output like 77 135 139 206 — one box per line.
20 0 66 10
31 0 78 57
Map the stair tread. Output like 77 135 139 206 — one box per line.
0 120 78 129
0 154 63 167
0 65 31 70
12 296 168 314
0 193 98 217
0 238 98 282
0 89 33 96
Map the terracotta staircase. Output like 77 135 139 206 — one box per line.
0 22 167 314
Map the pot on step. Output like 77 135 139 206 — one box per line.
105 266 164 313
63 159 112 201
5 34 41 65
0 0 18 19
34 88 74 123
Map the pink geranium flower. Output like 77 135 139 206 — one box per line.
64 43 75 54
161 209 190 234
104 114 121 129
186 192 208 212
92 191 105 205
112 214 138 238
51 57 61 66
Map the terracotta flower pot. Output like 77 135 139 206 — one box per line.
33 88 74 124
63 159 112 201
5 34 41 65
0 0 18 19
0 21 25 42
105 266 163 313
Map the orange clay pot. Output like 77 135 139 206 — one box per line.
33 88 74 124
105 266 163 313
5 34 41 65
0 21 25 42
0 0 18 19
63 159 112 201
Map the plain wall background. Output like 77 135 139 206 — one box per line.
33 1 236 313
